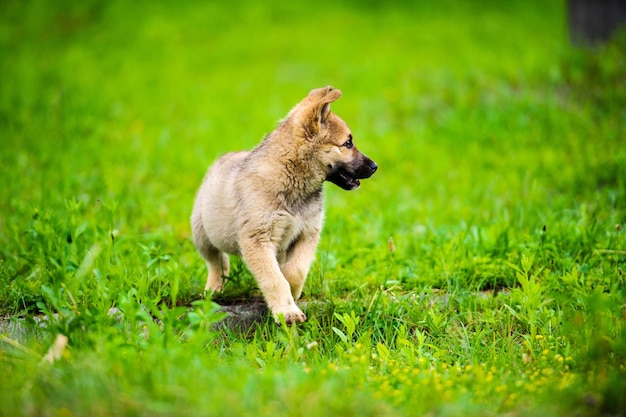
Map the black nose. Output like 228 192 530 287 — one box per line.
356 158 377 179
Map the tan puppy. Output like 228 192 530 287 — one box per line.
191 86 377 324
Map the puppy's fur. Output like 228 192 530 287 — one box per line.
191 86 377 324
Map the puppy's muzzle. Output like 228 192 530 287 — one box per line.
327 154 378 191
355 157 377 180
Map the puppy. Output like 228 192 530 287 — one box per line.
191 86 377 324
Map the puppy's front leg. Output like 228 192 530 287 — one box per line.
240 238 306 324
281 230 320 300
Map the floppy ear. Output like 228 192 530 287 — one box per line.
297 86 342 137
289 86 343 140
315 87 342 123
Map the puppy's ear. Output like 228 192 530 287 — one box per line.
296 86 342 137
314 86 342 123
288 86 343 140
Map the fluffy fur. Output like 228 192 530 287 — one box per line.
191 86 377 324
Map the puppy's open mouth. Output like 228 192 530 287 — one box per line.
326 158 377 191
327 169 361 190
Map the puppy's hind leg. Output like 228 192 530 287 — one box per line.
191 221 230 295
203 250 229 294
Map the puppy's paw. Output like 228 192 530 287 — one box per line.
273 305 307 325
204 274 224 296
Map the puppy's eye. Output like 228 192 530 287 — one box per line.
343 136 354 149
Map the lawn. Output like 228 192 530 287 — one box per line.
1 0 625 416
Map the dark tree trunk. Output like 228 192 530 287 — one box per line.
568 0 626 46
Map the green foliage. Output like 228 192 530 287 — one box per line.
1 0 625 416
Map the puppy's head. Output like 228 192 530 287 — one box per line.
289 86 377 190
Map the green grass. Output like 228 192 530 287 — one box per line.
1 0 626 416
